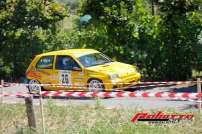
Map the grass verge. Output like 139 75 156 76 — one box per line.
0 99 202 134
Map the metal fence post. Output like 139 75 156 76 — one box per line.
197 78 201 112
0 80 4 133
0 80 3 104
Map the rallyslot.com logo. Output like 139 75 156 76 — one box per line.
131 112 194 124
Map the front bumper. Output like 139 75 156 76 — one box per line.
104 73 141 91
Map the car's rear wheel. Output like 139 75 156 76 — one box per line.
27 79 42 94
88 79 104 92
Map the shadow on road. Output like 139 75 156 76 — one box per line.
165 85 202 111
170 85 197 93
126 84 177 91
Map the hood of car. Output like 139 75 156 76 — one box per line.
86 62 138 77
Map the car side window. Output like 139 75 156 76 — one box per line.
55 55 80 70
36 56 54 69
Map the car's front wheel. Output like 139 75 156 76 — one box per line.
27 79 42 94
87 79 104 92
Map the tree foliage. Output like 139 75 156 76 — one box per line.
80 0 202 80
157 0 202 80
0 0 68 79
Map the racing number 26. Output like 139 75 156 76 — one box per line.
60 71 71 84
61 74 69 84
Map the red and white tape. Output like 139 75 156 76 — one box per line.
0 92 31 97
0 91 202 99
139 81 195 85
1 81 195 88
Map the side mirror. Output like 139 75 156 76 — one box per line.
72 66 81 71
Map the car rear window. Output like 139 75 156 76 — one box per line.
36 56 54 69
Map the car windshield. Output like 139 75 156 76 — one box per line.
78 53 113 67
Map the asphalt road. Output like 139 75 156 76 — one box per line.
1 84 200 111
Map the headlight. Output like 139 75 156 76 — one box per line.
109 74 119 80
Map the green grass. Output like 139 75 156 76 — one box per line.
0 99 202 134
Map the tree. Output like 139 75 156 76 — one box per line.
80 0 202 80
0 0 68 80
157 0 202 80
80 0 163 80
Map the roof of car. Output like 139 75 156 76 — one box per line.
37 49 99 57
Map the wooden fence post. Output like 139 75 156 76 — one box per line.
25 96 37 131
197 78 201 112
39 87 46 134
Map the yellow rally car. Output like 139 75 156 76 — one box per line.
26 49 141 92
